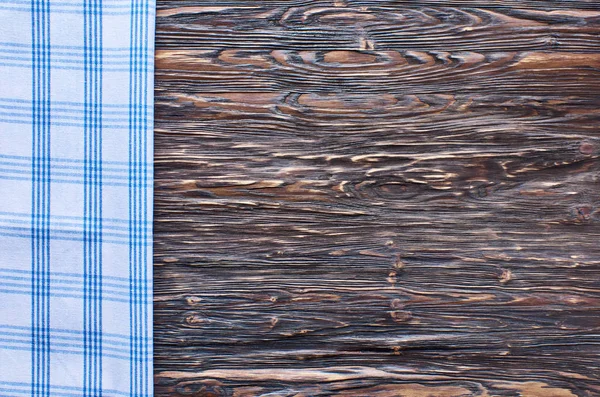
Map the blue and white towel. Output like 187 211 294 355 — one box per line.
0 0 154 395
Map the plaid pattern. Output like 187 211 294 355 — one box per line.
0 0 154 395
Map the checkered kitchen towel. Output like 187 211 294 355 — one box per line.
0 0 154 395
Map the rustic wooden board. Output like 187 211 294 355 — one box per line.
153 1 600 396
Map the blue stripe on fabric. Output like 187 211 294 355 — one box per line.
0 276 136 296
0 42 149 52
0 5 140 16
0 155 135 169
0 117 138 128
0 97 152 108
0 217 136 232
0 269 149 286
0 155 150 166
0 224 132 240
0 230 151 246
0 173 150 187
31 0 51 395
0 336 131 356
0 110 149 122
0 288 150 304
0 344 143 362
0 381 152 397
129 0 147 393
0 324 151 341
128 0 136 390
0 61 151 71
0 212 149 231
4 0 133 9
0 54 133 65
0 166 134 181
82 0 103 393
0 291 139 305
142 0 152 392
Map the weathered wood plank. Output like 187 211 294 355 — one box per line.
154 1 600 396
156 5 600 52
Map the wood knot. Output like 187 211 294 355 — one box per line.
575 205 593 221
359 36 375 50
499 269 512 284
390 310 412 323
476 185 488 198
185 314 206 325
545 34 560 48
579 141 595 155
387 271 397 283
390 298 405 309
186 296 202 305
393 255 405 270
175 384 227 397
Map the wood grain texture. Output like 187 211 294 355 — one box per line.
154 1 600 396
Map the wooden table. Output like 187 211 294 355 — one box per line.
154 1 600 395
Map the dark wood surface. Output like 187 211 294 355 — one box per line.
153 1 600 396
